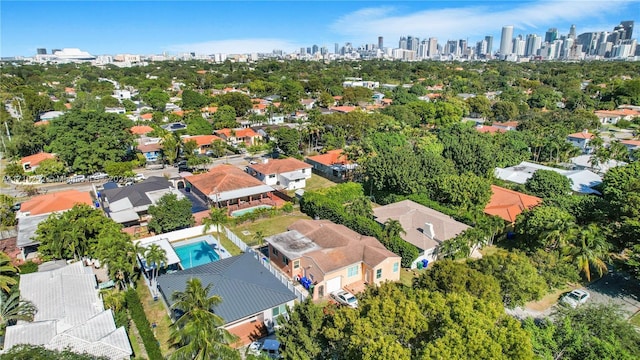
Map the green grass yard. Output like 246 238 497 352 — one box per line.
230 211 312 246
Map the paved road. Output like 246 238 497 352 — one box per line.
507 271 640 320
2 153 256 198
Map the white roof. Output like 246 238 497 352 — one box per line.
495 161 602 195
570 155 626 174
136 238 180 268
17 213 49 247
4 262 132 359
210 184 275 202
280 171 307 181
108 209 140 224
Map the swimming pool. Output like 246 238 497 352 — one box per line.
231 205 273 217
173 237 220 269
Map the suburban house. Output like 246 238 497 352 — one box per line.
621 139 640 153
264 219 401 299
130 125 154 136
373 200 470 268
182 134 224 155
157 252 297 346
247 158 312 190
305 149 357 181
136 137 163 162
330 106 357 114
139 113 153 121
3 262 133 360
567 130 595 154
570 154 626 174
475 124 507 134
214 128 262 146
493 121 519 131
300 98 316 110
20 152 56 172
184 164 275 212
15 190 94 260
483 185 542 223
594 108 640 125
39 111 65 121
101 176 184 226
495 161 603 195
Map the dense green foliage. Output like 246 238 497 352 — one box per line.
525 170 572 198
45 111 134 173
147 193 195 234
125 289 163 360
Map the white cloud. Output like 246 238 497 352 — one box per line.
165 38 304 54
330 0 639 42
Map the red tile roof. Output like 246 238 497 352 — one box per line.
183 135 222 147
64 103 72 109
20 152 55 166
476 125 506 134
484 185 542 223
306 149 349 166
140 113 153 120
621 139 640 147
494 121 519 128
567 131 595 140
130 125 154 135
214 128 259 138
248 158 311 175
594 109 640 117
330 106 356 113
34 120 50 126
20 190 93 216
137 142 162 153
185 164 265 195
201 106 218 113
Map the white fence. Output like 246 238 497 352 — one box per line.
224 227 308 302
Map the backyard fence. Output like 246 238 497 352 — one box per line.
224 226 308 302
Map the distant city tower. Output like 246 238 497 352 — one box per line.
500 25 514 56
378 36 384 50
36 48 47 55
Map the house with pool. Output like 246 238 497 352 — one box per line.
184 164 278 216
246 157 312 190
157 251 297 346
264 219 401 300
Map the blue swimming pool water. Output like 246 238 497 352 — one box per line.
174 240 220 269
231 205 273 217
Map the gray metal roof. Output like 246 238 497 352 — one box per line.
16 213 49 247
102 176 172 207
158 252 296 324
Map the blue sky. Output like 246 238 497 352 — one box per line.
1 1 638 56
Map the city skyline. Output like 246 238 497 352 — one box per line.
2 1 639 57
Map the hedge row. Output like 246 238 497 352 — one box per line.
125 289 163 360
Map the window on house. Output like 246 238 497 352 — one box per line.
393 262 399 273
283 256 289 265
347 265 359 277
272 304 286 317
269 174 276 178
293 260 300 269
376 269 382 279
273 248 279 256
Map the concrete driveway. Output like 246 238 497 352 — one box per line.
586 271 640 317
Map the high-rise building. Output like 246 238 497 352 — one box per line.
300 47 306 55
428 37 438 57
312 45 319 54
614 20 634 40
399 37 407 50
525 34 542 56
459 39 467 55
406 36 419 51
36 48 47 55
545 28 558 43
334 43 339 54
500 26 514 56
484 36 493 55
513 35 526 56
569 25 576 39
476 40 487 57
378 36 384 50
418 40 428 59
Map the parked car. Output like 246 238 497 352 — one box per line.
89 172 108 181
560 289 590 308
134 173 145 182
66 175 86 184
331 290 358 308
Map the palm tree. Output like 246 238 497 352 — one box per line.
346 196 373 219
169 278 239 360
541 217 577 251
252 230 265 248
145 244 168 294
383 219 406 240
0 253 17 293
563 224 611 282
0 291 36 334
202 207 229 243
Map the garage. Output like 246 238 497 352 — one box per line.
325 276 342 294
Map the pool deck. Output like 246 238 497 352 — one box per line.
171 234 232 260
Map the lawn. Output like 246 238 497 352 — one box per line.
136 281 173 356
302 174 337 192
630 312 640 327
230 211 312 246
398 267 427 287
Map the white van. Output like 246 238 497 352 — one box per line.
66 175 86 184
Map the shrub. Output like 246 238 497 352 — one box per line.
125 289 163 359
18 261 39 274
